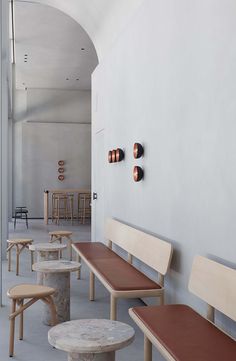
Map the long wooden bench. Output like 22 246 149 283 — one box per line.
129 255 236 361
72 218 173 320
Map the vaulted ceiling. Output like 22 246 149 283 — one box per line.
14 0 144 90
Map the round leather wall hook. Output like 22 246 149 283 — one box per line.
116 148 125 162
133 166 144 182
58 160 64 166
58 174 65 181
112 149 117 162
58 167 64 173
133 143 144 159
108 151 112 163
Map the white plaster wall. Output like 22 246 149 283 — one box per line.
13 88 91 217
92 0 236 338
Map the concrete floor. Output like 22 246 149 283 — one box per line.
0 219 164 361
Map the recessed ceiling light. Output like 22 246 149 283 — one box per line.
81 48 85 51
76 78 79 81
22 83 25 85
66 78 69 80
24 61 27 63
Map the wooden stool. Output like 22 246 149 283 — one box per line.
66 193 74 225
49 231 73 260
7 283 57 357
52 193 68 225
78 193 91 224
7 239 34 276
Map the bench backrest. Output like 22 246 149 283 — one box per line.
105 218 173 275
189 255 236 321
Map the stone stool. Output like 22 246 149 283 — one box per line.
49 231 73 260
33 260 81 324
8 283 57 357
7 239 34 276
48 319 135 361
29 243 67 284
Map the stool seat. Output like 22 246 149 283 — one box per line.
49 231 72 236
7 284 55 299
7 239 32 245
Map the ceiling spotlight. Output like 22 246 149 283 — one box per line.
66 78 69 80
81 48 85 51
76 78 79 81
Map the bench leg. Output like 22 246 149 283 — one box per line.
144 335 152 361
76 254 81 279
159 292 164 306
89 271 95 301
110 295 117 321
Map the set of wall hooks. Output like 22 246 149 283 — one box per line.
57 160 65 181
108 148 125 163
108 143 144 182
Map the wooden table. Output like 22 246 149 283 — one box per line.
48 319 135 361
44 189 91 225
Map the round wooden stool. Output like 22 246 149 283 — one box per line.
49 231 73 260
48 319 135 361
7 283 57 357
7 239 34 276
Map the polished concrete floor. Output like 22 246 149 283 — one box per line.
0 219 164 361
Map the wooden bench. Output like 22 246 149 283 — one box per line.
129 255 236 361
72 218 173 320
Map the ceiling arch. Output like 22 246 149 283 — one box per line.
15 0 145 61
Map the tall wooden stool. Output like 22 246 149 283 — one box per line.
7 239 34 276
52 193 68 225
7 283 57 357
78 193 91 224
49 231 73 260
66 193 74 224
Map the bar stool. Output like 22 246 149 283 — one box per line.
78 193 91 224
7 283 57 357
51 193 68 225
14 207 28 229
66 193 74 224
7 239 34 276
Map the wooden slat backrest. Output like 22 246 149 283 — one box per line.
189 255 236 321
105 219 173 275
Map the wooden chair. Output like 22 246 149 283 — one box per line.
7 239 34 276
7 283 57 357
66 193 74 224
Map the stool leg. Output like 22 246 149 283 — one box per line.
59 237 63 258
9 299 16 357
144 335 152 361
8 248 11 272
16 245 20 276
19 300 24 340
31 250 34 271
14 213 16 229
26 213 28 229
68 237 72 261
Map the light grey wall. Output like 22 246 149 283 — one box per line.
13 88 91 218
92 0 236 338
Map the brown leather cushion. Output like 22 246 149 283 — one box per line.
132 304 236 361
73 242 161 291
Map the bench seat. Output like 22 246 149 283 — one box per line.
73 242 161 291
130 304 236 361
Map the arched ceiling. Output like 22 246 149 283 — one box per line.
14 1 98 90
16 0 144 61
